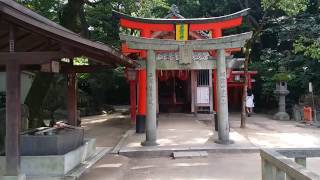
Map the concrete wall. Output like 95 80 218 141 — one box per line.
0 72 34 103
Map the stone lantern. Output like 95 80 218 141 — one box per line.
273 79 290 120
127 68 137 81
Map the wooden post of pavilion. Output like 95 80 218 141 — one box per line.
5 62 24 179
67 59 78 126
3 24 24 179
67 71 77 126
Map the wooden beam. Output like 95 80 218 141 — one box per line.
25 41 47 52
0 32 31 50
0 65 39 71
0 64 114 72
73 49 118 67
61 65 114 73
14 34 47 52
0 51 70 65
24 39 60 52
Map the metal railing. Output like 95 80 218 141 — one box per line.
260 149 320 180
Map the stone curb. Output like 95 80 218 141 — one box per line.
65 147 111 179
119 146 260 158
110 129 135 154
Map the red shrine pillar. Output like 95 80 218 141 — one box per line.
233 87 240 109
212 28 222 112
136 30 151 133
213 68 217 112
248 74 252 89
128 69 137 124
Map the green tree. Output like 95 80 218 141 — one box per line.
239 0 308 127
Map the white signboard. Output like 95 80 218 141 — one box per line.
196 87 210 104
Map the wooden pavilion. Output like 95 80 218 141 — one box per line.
0 0 135 178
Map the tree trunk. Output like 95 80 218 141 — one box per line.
25 73 54 128
25 0 89 128
60 0 88 38
241 40 252 128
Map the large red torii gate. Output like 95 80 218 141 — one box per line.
113 8 256 125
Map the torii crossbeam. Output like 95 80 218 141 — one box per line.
120 32 253 145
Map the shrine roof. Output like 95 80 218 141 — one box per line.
0 0 136 68
112 8 250 24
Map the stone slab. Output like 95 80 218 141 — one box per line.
173 151 208 159
21 147 110 180
1 174 26 180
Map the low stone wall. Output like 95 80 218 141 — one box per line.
0 138 96 177
260 148 320 180
0 105 29 154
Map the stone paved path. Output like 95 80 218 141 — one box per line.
80 112 320 179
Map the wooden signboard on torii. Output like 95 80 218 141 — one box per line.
114 6 257 125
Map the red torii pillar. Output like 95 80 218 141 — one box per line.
212 28 222 112
136 30 151 133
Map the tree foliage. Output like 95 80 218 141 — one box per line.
17 0 320 122
261 0 308 15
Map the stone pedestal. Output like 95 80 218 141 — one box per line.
273 111 290 121
274 81 290 121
